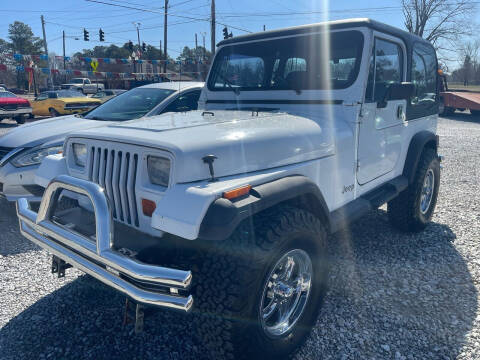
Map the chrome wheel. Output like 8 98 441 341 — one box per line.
420 168 434 214
260 249 313 338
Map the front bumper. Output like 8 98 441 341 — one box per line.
16 174 193 311
0 107 32 117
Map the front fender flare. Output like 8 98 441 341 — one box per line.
198 175 330 241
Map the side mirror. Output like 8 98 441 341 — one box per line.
378 82 414 108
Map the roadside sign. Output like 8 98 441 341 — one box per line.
90 60 99 71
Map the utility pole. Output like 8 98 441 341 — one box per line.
163 0 168 74
40 15 52 89
134 22 142 73
62 30 67 83
195 33 199 80
210 0 215 55
159 40 162 77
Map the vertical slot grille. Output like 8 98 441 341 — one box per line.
89 146 139 227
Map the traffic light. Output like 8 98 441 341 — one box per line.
128 40 134 52
99 28 104 42
83 28 89 41
222 26 233 39
142 42 146 52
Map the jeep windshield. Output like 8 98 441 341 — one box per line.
208 30 363 92
83 87 175 121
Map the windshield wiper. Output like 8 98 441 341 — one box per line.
216 72 240 95
74 114 83 118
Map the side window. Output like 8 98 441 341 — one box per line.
36 93 48 101
283 58 307 78
48 92 57 99
162 90 201 114
411 43 437 106
366 38 403 102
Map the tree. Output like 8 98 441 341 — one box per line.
8 21 43 54
457 40 480 85
402 0 476 49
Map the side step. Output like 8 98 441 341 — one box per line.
329 175 408 233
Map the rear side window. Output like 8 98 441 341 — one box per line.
411 43 437 106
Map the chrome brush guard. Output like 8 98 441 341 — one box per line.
16 175 193 312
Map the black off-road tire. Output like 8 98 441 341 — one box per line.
387 148 440 232
192 205 328 360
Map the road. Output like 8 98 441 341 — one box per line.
0 114 479 359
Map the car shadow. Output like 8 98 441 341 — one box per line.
0 197 39 256
0 274 205 360
0 209 475 360
441 111 480 124
0 122 18 129
296 209 476 359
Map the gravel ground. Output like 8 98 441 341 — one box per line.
0 114 479 359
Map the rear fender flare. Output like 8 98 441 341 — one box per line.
403 131 438 185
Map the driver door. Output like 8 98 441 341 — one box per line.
357 36 406 185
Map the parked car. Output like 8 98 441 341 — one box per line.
61 78 105 94
91 89 127 103
0 81 203 201
19 19 441 359
31 90 102 117
0 90 32 124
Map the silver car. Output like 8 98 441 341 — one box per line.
0 81 203 201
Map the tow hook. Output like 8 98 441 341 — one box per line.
51 255 72 278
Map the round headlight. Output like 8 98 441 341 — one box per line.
147 156 170 187
11 145 63 167
72 143 87 167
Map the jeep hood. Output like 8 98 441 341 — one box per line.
69 110 336 183
0 115 111 148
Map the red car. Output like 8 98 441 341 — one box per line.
0 91 32 124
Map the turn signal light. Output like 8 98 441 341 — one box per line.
223 185 252 200
142 198 156 217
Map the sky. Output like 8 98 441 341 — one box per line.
0 0 478 66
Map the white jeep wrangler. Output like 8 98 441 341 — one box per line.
16 19 441 359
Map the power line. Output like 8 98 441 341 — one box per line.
84 0 252 33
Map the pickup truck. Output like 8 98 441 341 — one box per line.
16 18 441 359
61 78 105 94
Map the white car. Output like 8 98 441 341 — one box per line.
0 81 203 201
17 19 441 359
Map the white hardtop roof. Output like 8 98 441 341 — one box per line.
139 81 204 90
